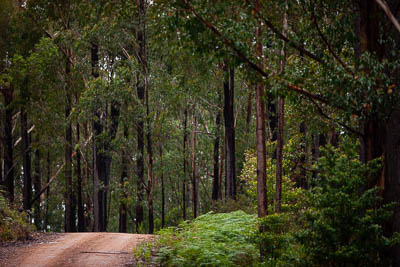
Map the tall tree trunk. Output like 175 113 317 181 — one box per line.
275 98 284 213
267 94 277 145
255 0 267 219
135 0 146 233
276 4 287 214
44 151 50 230
76 122 84 232
119 126 128 233
355 1 400 264
192 112 198 218
3 86 13 203
219 137 224 200
33 141 41 230
21 107 32 211
145 75 154 235
182 106 188 220
224 65 236 200
160 146 165 228
212 92 221 201
92 43 101 232
64 54 75 232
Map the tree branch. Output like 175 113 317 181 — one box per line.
251 0 326 65
311 10 354 75
375 0 400 34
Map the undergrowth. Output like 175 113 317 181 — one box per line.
134 210 258 267
0 192 33 241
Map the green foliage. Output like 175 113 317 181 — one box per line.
135 211 258 266
0 192 33 241
239 140 305 213
296 141 399 266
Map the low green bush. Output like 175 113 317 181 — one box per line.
0 192 33 241
134 210 258 267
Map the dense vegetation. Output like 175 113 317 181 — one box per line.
1 0 400 265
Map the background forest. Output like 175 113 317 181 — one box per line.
1 0 400 266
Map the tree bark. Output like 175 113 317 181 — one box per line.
212 92 221 201
119 126 128 233
224 65 236 200
160 146 165 228
76 122 84 232
135 0 146 233
182 105 188 220
21 107 32 211
44 151 50 230
33 141 41 230
192 112 198 218
275 97 284 213
64 55 75 232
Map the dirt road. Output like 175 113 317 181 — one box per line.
1 233 153 267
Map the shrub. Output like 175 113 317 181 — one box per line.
134 210 258 267
296 141 399 266
0 192 33 241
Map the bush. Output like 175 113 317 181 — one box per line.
0 192 33 241
134 210 258 267
296 141 399 266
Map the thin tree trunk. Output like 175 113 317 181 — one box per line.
21 107 32 212
160 146 165 228
64 57 75 232
224 64 236 200
3 86 13 203
275 98 284 213
44 151 50 230
92 43 100 232
192 112 198 218
275 2 287 214
33 141 41 230
135 0 146 233
182 105 188 220
218 137 224 200
212 92 221 201
76 122 84 232
145 73 154 235
119 126 128 233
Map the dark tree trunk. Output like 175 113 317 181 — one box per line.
44 151 50 230
224 65 236 200
355 0 400 264
212 92 221 201
119 126 128 233
33 142 41 230
145 76 154 235
192 112 198 218
219 137 224 200
21 108 32 211
160 146 165 228
64 56 75 232
76 122 84 232
135 0 146 233
267 93 277 144
275 97 284 213
255 81 267 218
182 106 188 220
3 87 13 203
92 43 101 232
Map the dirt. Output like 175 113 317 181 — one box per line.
0 232 153 267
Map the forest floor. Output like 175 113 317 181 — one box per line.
0 232 153 267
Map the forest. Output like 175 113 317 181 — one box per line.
1 0 400 266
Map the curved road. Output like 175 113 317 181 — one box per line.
2 233 152 267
